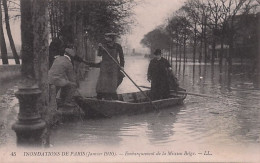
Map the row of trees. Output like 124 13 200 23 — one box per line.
48 0 136 46
17 0 136 124
0 0 137 65
0 0 20 64
141 0 259 71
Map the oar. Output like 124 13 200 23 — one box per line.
140 85 217 98
99 44 158 111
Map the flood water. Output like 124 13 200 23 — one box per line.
0 56 259 162
50 56 260 162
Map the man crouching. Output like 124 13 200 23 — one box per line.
48 48 77 108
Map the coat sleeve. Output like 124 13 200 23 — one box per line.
147 60 153 80
116 44 125 67
163 58 171 68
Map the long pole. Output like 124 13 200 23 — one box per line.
99 45 158 111
139 85 217 98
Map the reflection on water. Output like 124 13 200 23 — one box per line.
50 56 260 152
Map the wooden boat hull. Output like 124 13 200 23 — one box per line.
75 90 186 118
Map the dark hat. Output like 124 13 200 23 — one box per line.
154 49 162 55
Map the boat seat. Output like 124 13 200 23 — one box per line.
121 93 135 102
134 92 147 102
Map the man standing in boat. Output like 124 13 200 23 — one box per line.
147 49 173 100
96 33 125 100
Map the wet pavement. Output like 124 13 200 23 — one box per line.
0 80 19 149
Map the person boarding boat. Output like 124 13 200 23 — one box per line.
48 48 78 107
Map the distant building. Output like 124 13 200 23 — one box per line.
231 13 258 59
209 12 259 61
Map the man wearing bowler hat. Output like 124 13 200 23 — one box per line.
147 49 173 100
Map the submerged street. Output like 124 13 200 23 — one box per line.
49 56 260 161
1 56 260 161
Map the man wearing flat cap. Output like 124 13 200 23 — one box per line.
147 49 174 100
96 32 125 100
48 48 77 107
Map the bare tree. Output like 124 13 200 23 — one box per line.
207 0 224 64
181 0 201 64
0 0 8 64
220 0 249 71
2 0 20 64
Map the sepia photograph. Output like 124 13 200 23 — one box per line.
0 0 259 162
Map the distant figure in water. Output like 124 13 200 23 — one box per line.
96 33 125 100
147 49 174 100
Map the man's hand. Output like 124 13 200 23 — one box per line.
147 78 151 83
120 66 124 71
98 43 103 47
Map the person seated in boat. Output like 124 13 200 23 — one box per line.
96 33 125 100
147 49 173 100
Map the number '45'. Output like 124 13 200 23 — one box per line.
10 152 16 156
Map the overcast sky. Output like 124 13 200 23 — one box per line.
9 0 184 52
124 0 184 52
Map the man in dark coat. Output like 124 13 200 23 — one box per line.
49 34 65 68
147 49 172 100
96 33 125 100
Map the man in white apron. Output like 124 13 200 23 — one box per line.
96 33 125 100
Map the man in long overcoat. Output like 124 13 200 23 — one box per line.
96 33 125 100
147 49 172 100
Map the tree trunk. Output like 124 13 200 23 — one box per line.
49 1 54 39
175 41 178 70
2 0 20 64
74 2 87 82
193 23 197 64
32 0 49 115
183 38 186 63
211 34 216 65
204 38 208 64
170 38 173 67
0 0 8 64
219 37 224 73
199 39 202 64
178 43 182 71
21 0 34 77
203 16 208 64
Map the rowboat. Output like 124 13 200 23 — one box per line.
75 88 186 118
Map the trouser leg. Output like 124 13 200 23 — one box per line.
60 85 76 106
